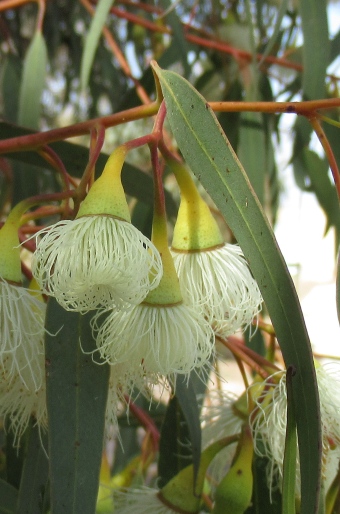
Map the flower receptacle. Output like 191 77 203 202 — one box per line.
143 245 182 305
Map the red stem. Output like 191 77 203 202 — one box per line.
308 115 340 200
125 396 160 452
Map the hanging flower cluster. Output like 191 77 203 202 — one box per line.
0 122 263 444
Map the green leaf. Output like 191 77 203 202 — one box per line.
80 0 115 91
18 30 47 129
158 374 201 489
160 0 190 78
5 427 27 490
245 455 282 514
337 251 340 325
154 66 321 514
282 366 297 514
17 422 49 514
299 0 329 100
238 112 266 204
257 0 288 68
303 149 340 235
0 480 18 514
1 55 21 123
45 299 110 514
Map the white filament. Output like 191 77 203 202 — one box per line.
171 243 263 337
32 216 163 313
92 302 215 377
0 279 45 390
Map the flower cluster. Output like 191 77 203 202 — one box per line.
250 364 340 499
0 146 263 443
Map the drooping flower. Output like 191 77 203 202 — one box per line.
172 245 263 337
32 147 163 313
250 363 340 498
93 243 214 378
0 360 48 443
168 158 262 337
0 279 46 390
0 212 46 390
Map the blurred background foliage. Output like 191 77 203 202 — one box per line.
0 1 339 513
0 0 339 233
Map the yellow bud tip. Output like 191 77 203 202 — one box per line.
77 146 130 221
168 161 224 251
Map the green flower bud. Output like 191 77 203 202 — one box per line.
213 426 253 514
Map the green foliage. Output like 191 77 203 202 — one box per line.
0 2 338 514
80 0 115 92
154 66 321 514
45 300 110 514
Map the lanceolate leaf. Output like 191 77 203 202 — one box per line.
80 0 115 91
238 111 266 205
337 251 340 325
282 366 297 514
299 0 329 100
17 423 49 514
158 374 201 489
303 149 340 236
153 65 321 514
0 479 18 514
18 30 47 130
45 299 110 514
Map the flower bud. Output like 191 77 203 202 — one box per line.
213 426 253 514
77 146 130 221
169 161 262 337
32 147 163 312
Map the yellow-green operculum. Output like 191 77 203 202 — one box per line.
0 213 46 394
250 363 340 499
93 213 214 377
32 147 163 312
169 161 262 337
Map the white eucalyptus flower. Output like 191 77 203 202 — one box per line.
168 160 262 338
92 301 214 377
171 244 263 337
0 366 47 443
0 278 46 389
250 364 340 497
32 215 163 313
